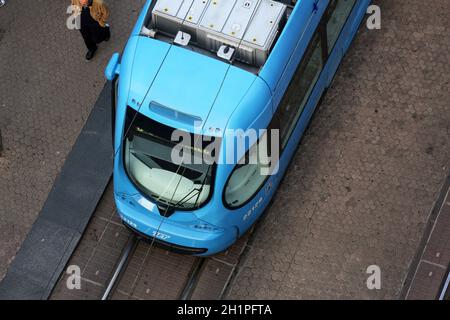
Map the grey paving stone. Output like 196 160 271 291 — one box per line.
0 218 78 299
0 268 46 300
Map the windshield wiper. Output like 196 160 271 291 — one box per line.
166 159 213 209
187 164 212 208
173 187 203 208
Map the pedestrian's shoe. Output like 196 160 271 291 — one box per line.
85 47 97 61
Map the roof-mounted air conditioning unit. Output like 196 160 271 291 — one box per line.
151 0 286 67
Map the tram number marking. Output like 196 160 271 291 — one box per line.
152 231 171 240
121 216 138 229
243 197 263 221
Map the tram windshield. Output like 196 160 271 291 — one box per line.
123 107 216 210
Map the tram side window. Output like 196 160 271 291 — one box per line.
224 131 272 208
277 31 324 148
326 0 357 53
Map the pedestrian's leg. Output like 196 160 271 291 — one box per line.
79 28 97 60
79 29 97 52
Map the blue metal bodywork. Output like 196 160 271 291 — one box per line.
108 0 371 255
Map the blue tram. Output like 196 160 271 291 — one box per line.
105 0 371 255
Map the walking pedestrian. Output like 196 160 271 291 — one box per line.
71 0 110 60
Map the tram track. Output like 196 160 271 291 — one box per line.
101 234 140 300
178 258 207 300
101 232 208 300
438 269 450 301
50 181 249 300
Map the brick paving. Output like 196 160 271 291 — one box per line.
191 235 250 300
0 0 145 281
226 0 450 299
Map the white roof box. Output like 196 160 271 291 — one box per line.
152 0 287 67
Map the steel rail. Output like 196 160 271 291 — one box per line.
438 269 450 300
178 258 206 300
101 234 140 300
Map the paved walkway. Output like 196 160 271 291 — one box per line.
404 179 449 300
0 0 144 281
227 0 450 299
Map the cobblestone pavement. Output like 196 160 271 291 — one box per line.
0 0 145 281
226 0 450 299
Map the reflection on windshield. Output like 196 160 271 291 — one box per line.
123 107 216 210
